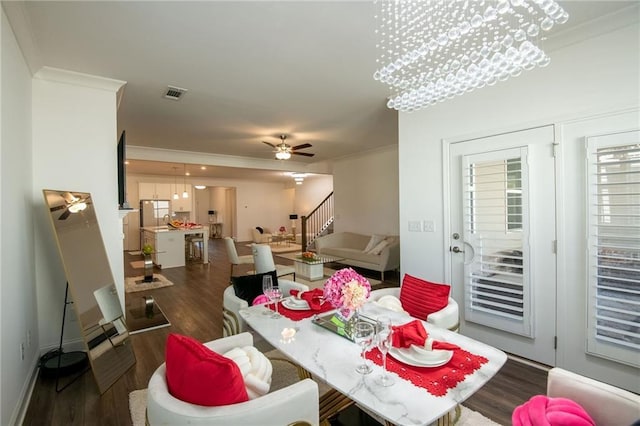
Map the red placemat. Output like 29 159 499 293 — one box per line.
365 348 488 396
267 301 334 321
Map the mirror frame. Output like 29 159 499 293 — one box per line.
43 189 136 394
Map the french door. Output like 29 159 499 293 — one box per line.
447 126 557 365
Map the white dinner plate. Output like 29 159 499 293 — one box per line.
388 347 453 368
282 298 310 310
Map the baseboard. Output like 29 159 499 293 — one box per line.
10 352 40 426
507 353 552 372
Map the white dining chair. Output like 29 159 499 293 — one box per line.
223 237 254 281
251 243 296 280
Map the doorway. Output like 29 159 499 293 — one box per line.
447 125 557 365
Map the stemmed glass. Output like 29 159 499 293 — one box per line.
375 316 394 386
354 321 375 375
261 276 273 315
267 284 283 319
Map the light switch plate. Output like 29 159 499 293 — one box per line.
423 220 435 232
408 221 421 232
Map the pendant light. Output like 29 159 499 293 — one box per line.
172 167 179 200
182 164 189 198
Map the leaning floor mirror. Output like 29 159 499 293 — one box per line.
43 189 136 394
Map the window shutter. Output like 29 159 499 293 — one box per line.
463 147 532 337
586 131 640 367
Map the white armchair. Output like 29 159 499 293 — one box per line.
546 368 640 426
251 228 272 244
223 278 309 336
147 332 319 426
369 287 459 331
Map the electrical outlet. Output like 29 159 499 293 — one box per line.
408 221 421 232
20 343 25 361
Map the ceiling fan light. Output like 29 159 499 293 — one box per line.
294 177 304 182
296 181 303 185
194 185 206 190
68 202 87 213
276 151 290 160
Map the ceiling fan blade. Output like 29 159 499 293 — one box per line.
291 143 312 150
262 141 277 148
58 209 71 220
292 152 315 157
49 204 66 212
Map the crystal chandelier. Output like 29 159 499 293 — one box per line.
373 0 569 112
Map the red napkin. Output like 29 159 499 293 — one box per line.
289 288 325 311
391 319 459 350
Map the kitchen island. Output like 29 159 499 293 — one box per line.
142 226 209 268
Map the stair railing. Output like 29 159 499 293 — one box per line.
301 192 334 251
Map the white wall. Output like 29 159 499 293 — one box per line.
399 18 639 388
32 68 125 353
333 146 399 235
293 174 333 218
1 9 38 425
127 174 296 243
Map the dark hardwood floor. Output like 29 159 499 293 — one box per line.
24 239 546 425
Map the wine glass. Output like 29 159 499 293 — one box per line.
261 275 273 315
376 330 393 386
268 285 283 319
354 321 375 375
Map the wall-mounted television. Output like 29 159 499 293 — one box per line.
117 130 129 209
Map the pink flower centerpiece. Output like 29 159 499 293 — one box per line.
323 268 371 319
279 226 286 233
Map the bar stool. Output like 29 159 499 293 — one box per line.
185 234 204 262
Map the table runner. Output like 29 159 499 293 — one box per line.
267 301 334 321
365 347 488 396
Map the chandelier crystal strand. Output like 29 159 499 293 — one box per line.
373 0 569 112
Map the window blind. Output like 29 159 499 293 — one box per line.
587 135 640 367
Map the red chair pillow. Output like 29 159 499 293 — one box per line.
165 333 249 406
399 274 451 320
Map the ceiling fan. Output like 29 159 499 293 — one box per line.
262 134 315 160
49 192 92 220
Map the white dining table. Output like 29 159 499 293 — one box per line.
239 300 507 426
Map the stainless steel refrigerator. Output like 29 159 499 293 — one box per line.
139 199 171 228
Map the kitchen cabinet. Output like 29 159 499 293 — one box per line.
142 226 208 268
171 185 192 212
139 183 172 200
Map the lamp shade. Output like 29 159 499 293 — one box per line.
289 214 298 220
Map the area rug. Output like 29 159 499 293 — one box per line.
125 274 173 293
128 388 499 426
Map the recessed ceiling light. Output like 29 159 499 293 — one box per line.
200 166 206 170
185 172 190 176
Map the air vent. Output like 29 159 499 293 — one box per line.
163 86 188 101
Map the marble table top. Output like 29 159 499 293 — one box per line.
240 301 507 426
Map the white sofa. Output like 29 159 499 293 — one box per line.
546 367 640 426
314 232 400 281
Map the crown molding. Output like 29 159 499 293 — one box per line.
33 66 126 93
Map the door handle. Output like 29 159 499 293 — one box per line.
450 246 464 253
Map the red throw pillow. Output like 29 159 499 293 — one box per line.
399 274 451 320
165 333 249 406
